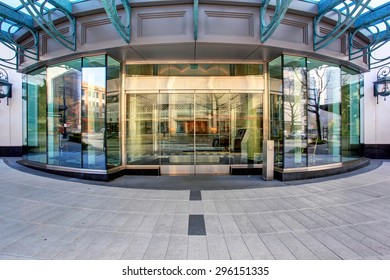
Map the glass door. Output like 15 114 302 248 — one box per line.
194 91 230 174
160 91 195 174
126 90 263 175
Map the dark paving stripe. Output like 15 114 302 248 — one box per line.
188 215 206 236
190 190 202 201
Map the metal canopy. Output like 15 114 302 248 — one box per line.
100 0 131 43
0 0 389 70
19 0 76 51
194 0 199 41
314 0 371 51
261 0 293 43
0 4 38 70
350 2 390 69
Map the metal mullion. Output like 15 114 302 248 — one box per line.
281 55 285 169
193 90 196 173
104 54 108 170
80 57 84 168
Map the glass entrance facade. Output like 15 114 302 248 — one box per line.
126 90 263 174
22 57 362 178
269 55 363 170
125 64 264 174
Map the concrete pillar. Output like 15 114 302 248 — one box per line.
262 140 274 180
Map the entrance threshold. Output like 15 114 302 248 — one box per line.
160 165 230 175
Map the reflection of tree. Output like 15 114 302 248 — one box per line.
284 68 306 131
341 72 361 150
308 66 331 140
212 93 227 131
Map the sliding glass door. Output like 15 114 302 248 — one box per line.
126 90 263 174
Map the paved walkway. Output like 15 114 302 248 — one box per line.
0 159 390 260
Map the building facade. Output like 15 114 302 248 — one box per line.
1 0 389 180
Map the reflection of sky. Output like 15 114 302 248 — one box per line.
82 68 106 88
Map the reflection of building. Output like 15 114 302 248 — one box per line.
52 69 81 137
1 0 389 180
81 82 105 133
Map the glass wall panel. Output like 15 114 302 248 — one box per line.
47 59 82 168
308 59 341 166
106 57 121 168
230 92 263 164
82 56 106 169
269 57 284 167
126 93 160 165
26 68 47 163
195 92 230 165
160 93 195 165
283 56 307 168
341 67 361 161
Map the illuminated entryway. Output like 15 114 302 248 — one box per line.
125 65 264 175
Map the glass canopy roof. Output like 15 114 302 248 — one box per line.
1 0 388 33
305 0 390 32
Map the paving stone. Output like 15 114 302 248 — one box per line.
298 209 336 228
189 201 204 214
206 235 230 259
118 213 145 233
187 236 208 260
259 234 296 260
188 215 206 235
142 235 170 259
232 214 258 234
309 229 362 259
165 236 188 260
337 226 390 256
53 230 103 259
272 211 307 231
277 232 318 260
100 233 134 259
261 213 291 232
214 201 232 214
285 210 321 229
219 215 241 234
121 234 152 260
226 200 245 213
224 235 252 260
170 215 189 235
135 214 160 234
75 231 121 259
292 231 341 260
242 235 274 260
323 228 379 258
247 214 275 234
310 208 349 226
204 215 224 235
202 201 218 214
153 215 175 234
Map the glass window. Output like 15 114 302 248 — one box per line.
307 59 341 166
127 93 160 165
82 56 106 169
230 92 263 164
341 67 361 161
283 56 308 168
106 56 121 168
126 64 263 77
26 68 47 164
269 56 284 167
47 59 82 168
